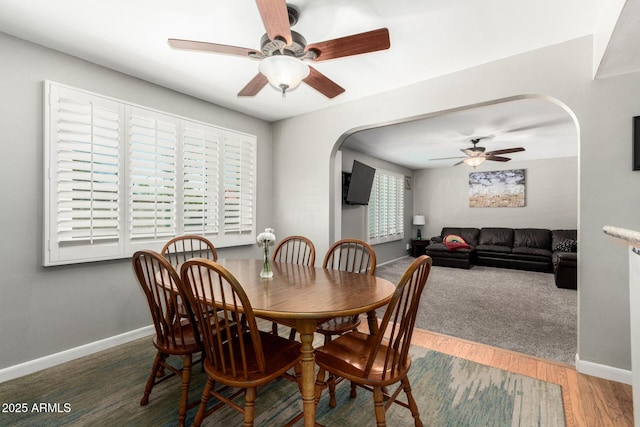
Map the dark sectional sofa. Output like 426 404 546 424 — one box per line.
424 227 577 289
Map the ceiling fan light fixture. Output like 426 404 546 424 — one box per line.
463 157 486 167
259 55 309 98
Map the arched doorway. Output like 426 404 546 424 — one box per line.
328 94 580 364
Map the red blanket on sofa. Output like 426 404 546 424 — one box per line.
443 241 471 250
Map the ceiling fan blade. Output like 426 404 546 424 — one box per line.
237 73 269 97
255 0 292 46
485 155 511 162
453 160 465 166
485 147 525 156
303 66 345 99
168 39 260 58
503 118 571 133
305 28 390 62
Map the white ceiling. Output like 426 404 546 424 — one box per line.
0 0 636 169
342 97 577 169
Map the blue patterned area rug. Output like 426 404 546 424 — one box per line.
0 339 565 426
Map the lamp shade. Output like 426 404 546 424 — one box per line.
259 55 310 95
413 215 426 226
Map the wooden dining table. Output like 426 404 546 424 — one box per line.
206 258 396 427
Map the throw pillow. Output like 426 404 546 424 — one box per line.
444 234 466 244
553 239 577 252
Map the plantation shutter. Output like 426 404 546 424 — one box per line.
223 132 255 237
368 169 404 244
45 81 257 265
128 107 178 242
182 121 220 235
46 85 125 264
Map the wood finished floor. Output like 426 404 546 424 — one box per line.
409 327 634 427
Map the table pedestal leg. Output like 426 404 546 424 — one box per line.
296 320 317 427
366 310 379 335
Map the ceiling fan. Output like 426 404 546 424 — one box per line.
430 136 525 167
167 0 391 99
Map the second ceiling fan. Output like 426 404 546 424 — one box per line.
430 136 525 167
168 0 391 99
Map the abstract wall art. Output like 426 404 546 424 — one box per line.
469 169 526 208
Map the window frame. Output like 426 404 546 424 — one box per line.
44 81 256 266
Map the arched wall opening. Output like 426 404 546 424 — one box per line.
327 93 580 364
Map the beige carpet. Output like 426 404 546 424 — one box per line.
376 257 577 365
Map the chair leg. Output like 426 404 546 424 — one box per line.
271 321 278 335
314 367 327 406
372 386 387 427
401 377 423 427
244 387 256 427
157 353 169 377
350 381 358 398
327 375 337 408
177 354 192 427
141 351 163 405
194 377 215 427
293 362 303 392
288 327 297 341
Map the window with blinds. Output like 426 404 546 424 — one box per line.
368 169 405 245
44 81 256 266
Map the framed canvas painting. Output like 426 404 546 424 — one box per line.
469 169 526 207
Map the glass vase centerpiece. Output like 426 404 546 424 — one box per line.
256 227 276 279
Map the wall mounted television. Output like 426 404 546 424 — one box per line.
343 160 376 205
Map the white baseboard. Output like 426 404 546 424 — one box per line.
575 353 632 385
377 255 411 267
0 325 154 384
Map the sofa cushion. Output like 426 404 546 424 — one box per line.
478 228 514 247
512 247 553 257
514 228 551 250
476 244 512 254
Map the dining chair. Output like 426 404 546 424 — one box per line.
271 235 316 266
270 235 316 337
131 250 202 427
179 258 302 427
314 255 433 426
318 238 377 343
161 235 218 267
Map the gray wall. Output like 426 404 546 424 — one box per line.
0 32 273 369
340 148 413 263
413 156 578 236
272 37 640 373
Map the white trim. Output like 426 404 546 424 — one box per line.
377 255 412 268
575 353 632 385
0 325 154 384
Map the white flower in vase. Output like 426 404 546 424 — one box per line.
257 228 276 278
